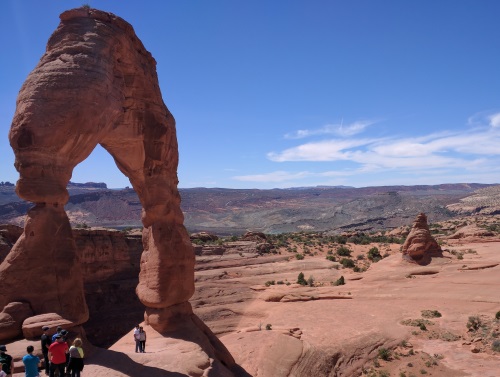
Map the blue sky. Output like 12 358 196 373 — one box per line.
1 1 500 189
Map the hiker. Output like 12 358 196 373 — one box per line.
67 338 84 377
0 363 6 377
41 326 52 375
22 345 41 377
51 326 63 342
0 345 13 377
48 335 68 377
138 326 147 353
133 324 140 352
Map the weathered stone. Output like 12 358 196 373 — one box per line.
190 232 219 242
402 213 442 264
22 313 74 339
2 7 235 371
0 302 33 342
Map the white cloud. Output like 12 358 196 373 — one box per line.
489 113 500 128
284 120 376 139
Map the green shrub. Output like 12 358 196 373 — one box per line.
340 258 355 268
264 280 275 287
367 247 382 262
295 253 305 260
307 276 315 287
495 311 500 320
337 246 352 256
332 276 345 286
378 347 391 361
297 272 307 285
326 255 336 262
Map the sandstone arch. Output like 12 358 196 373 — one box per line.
1 8 221 360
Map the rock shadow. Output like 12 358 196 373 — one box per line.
87 348 187 377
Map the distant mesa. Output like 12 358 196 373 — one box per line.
402 213 442 265
67 181 107 189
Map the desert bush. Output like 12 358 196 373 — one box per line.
495 311 500 320
466 316 482 331
307 275 315 287
265 324 272 330
492 340 500 352
264 280 275 287
367 247 382 262
378 347 391 361
357 254 365 260
337 246 352 256
332 276 345 286
340 258 355 268
326 255 336 262
297 272 307 286
295 253 304 260
421 310 442 318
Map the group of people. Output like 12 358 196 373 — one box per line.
42 326 84 377
0 325 84 377
133 325 147 353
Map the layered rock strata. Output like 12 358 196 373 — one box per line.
401 213 442 264
2 7 235 371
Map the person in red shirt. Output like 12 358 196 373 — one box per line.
48 335 68 377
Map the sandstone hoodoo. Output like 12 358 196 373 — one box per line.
402 213 442 264
1 6 235 373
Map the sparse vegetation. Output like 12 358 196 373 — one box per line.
492 340 500 352
265 324 272 330
378 347 391 361
466 315 483 331
336 245 352 256
332 276 345 286
340 258 355 268
495 311 500 320
297 272 307 286
367 247 382 262
421 310 442 318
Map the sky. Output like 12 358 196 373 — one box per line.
1 1 500 189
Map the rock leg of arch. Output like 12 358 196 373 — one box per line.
2 6 236 371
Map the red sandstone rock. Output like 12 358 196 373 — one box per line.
22 313 74 339
0 302 33 342
2 7 232 368
401 213 442 264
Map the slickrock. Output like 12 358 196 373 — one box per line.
402 213 442 264
1 6 236 373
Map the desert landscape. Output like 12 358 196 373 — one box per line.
1 4 499 377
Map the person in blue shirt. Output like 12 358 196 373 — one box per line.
22 345 40 377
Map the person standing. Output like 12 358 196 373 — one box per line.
51 326 63 342
133 325 140 353
138 326 146 353
0 363 6 377
67 339 84 377
22 345 41 377
0 345 13 377
40 326 52 375
48 335 68 377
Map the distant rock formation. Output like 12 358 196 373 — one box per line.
2 7 235 372
402 213 442 264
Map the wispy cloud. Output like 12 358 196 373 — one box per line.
234 113 500 186
284 120 376 139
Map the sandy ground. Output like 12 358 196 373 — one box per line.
8 240 500 376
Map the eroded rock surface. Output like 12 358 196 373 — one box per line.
2 7 235 371
402 213 442 264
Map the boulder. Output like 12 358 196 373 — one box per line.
0 302 33 342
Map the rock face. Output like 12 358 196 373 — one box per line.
401 213 442 264
2 7 235 372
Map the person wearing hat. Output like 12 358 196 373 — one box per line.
40 326 52 375
0 345 13 377
51 326 63 343
22 345 41 377
48 335 68 377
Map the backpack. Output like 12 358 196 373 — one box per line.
0 353 12 374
